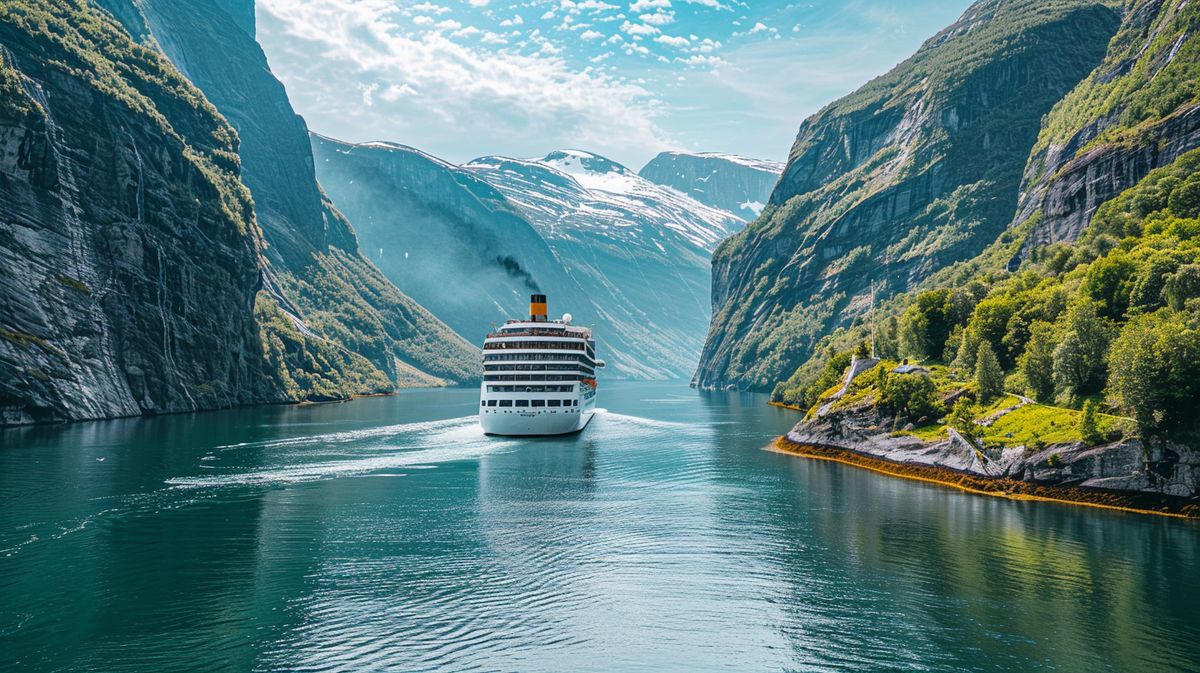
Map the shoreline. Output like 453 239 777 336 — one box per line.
772 436 1200 520
768 401 806 412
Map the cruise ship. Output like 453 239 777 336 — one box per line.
480 294 603 436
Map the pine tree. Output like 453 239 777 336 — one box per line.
975 341 1003 404
1080 399 1103 445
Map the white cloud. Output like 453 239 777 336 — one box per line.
629 0 670 10
257 0 670 163
358 81 378 106
674 53 724 67
580 29 604 40
411 3 450 14
619 19 659 36
499 15 524 26
467 0 489 6
638 10 674 25
571 0 619 11
655 34 689 49
748 22 769 34
412 15 434 25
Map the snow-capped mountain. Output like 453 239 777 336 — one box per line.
466 150 742 251
638 151 785 221
311 140 732 379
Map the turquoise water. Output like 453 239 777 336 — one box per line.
1 382 1197 672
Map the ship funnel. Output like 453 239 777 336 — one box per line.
530 294 547 322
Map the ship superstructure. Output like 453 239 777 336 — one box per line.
479 294 602 436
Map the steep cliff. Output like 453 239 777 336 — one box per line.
98 0 479 388
638 151 783 220
1015 0 1200 249
0 0 285 424
695 0 1121 392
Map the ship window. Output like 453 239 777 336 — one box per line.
487 400 497 407
499 400 513 407
515 400 529 407
532 400 546 407
547 399 561 407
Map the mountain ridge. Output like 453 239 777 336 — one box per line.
96 0 480 390
694 0 1122 392
638 150 783 221
312 138 762 379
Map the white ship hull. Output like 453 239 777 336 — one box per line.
479 380 598 436
479 404 595 436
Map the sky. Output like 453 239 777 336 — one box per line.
255 0 974 170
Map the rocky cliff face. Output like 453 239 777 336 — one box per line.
695 0 1121 392
1014 0 1200 250
0 0 284 424
312 140 732 379
98 0 479 388
638 151 783 221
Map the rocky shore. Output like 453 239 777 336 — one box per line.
777 407 1200 519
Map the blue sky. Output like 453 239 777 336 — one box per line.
256 0 973 169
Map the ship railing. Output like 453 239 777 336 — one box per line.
485 329 579 339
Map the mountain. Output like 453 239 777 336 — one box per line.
312 141 738 378
638 151 784 220
95 0 479 389
308 135 599 346
0 0 285 424
774 0 1200 420
1013 0 1200 250
694 0 1122 392
466 150 740 378
0 0 480 426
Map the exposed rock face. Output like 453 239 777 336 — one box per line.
638 151 783 221
694 0 1121 392
787 406 1200 500
98 0 479 388
0 1 283 424
1015 0 1200 250
312 140 733 379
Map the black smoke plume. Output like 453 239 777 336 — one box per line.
495 255 540 292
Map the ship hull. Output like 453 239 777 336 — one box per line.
480 381 597 436
479 407 594 436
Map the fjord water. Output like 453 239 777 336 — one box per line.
1 383 1197 672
